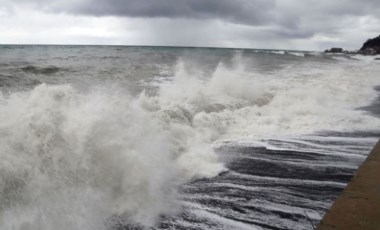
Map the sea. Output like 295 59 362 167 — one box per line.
0 45 379 230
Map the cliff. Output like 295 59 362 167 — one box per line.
359 35 380 54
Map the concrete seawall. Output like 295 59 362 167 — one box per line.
317 140 380 230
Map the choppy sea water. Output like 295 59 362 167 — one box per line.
0 45 379 230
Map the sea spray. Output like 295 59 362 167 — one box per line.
0 84 219 229
0 60 273 229
0 84 183 229
1 51 380 229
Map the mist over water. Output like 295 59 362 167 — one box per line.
0 46 380 229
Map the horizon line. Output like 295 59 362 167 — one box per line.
0 43 314 52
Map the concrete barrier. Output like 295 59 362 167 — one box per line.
317 140 380 230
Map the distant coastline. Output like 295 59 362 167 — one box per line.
325 34 380 56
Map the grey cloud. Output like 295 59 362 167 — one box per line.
34 0 380 40
53 0 277 26
7 0 380 31
58 0 380 49
0 0 276 26
1 0 380 50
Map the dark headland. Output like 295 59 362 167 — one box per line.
325 34 380 56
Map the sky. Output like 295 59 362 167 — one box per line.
0 0 379 51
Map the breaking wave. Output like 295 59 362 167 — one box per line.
0 57 380 229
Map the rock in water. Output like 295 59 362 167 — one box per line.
324 48 343 53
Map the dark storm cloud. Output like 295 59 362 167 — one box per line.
31 0 380 40
7 0 380 29
1 0 380 49
59 0 276 26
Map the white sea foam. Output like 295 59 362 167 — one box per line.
0 85 184 229
0 85 225 229
288 52 305 57
266 50 305 57
271 50 287 55
154 58 380 141
0 53 380 229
